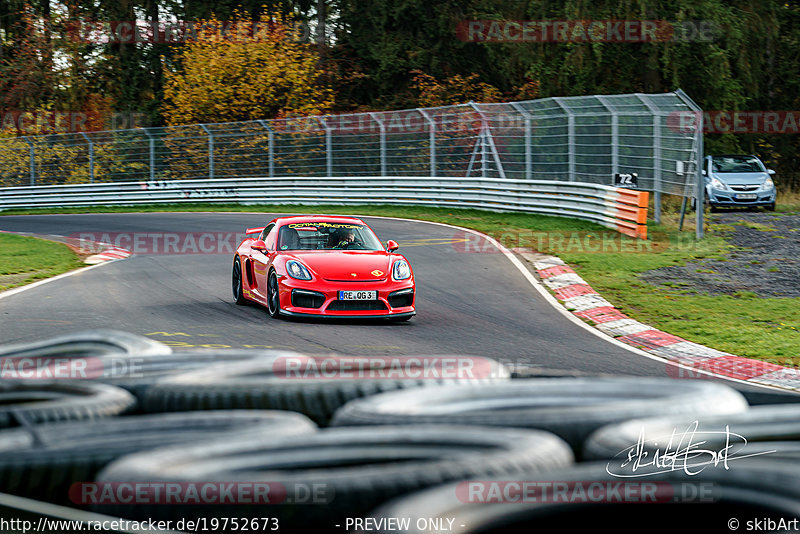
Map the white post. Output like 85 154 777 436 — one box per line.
417 108 436 176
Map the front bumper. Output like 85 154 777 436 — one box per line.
707 187 775 207
277 275 415 318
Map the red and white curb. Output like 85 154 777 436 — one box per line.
0 231 131 265
83 245 131 264
533 254 800 392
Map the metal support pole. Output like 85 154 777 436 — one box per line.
257 120 274 178
696 132 705 240
80 132 95 183
468 102 507 179
552 98 575 181
652 115 663 224
319 118 333 176
369 112 387 176
510 102 532 179
200 124 214 179
142 128 155 181
674 88 705 239
417 108 436 177
596 96 619 178
481 131 487 178
23 137 35 186
635 94 662 224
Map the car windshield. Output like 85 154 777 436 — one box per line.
712 156 765 173
276 222 384 251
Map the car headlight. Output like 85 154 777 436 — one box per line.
760 177 775 191
286 260 312 280
392 260 411 281
710 177 728 190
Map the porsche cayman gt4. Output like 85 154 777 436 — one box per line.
232 215 415 320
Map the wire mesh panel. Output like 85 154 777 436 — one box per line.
0 92 701 201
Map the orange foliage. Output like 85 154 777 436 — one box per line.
163 12 334 125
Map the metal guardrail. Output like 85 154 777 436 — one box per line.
0 176 649 238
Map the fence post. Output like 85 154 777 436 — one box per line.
142 128 155 181
319 117 333 176
552 97 575 181
80 132 95 183
417 108 436 176
200 124 214 179
369 112 387 176
510 102 532 180
635 94 662 224
674 88 705 239
257 120 274 178
596 96 618 179
696 123 705 240
23 137 35 186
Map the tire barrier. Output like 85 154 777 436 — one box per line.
0 411 316 505
330 377 750 455
75 349 307 402
0 330 171 360
363 459 800 533
509 364 614 379
1 332 799 532
0 382 136 429
0 331 307 405
141 355 510 425
95 425 573 531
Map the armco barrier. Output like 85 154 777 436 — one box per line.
0 176 649 239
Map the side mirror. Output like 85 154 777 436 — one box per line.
251 239 268 252
386 240 399 252
768 169 776 175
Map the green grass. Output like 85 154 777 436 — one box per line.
2 202 798 366
0 233 85 291
734 221 777 231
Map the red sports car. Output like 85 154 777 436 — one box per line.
232 215 415 320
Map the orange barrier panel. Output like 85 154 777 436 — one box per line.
614 188 648 239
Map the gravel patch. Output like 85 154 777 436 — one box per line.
641 210 800 298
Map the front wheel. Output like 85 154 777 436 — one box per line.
267 270 281 319
232 257 248 305
767 202 776 211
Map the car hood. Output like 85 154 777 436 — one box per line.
711 172 770 185
288 251 393 280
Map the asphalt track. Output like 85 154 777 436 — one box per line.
0 212 776 385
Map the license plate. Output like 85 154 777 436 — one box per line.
338 290 377 300
735 194 757 200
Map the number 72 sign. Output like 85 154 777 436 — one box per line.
614 172 638 188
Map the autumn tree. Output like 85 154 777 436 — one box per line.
162 12 334 125
410 71 502 107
